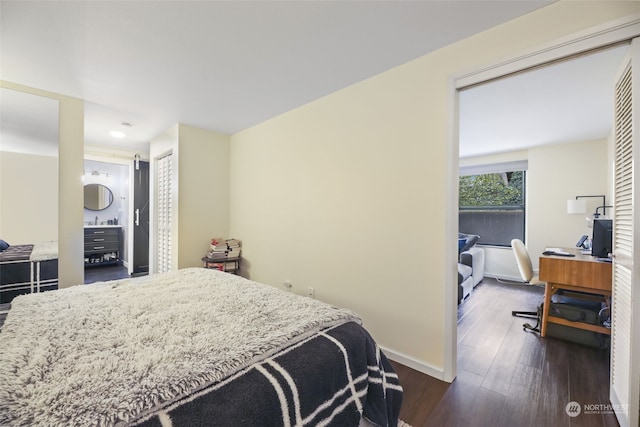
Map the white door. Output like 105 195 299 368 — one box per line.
156 153 174 273
610 37 640 427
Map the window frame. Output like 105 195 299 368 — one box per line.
458 161 527 247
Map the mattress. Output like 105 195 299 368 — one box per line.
0 268 402 426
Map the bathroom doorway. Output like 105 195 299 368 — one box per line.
83 158 131 283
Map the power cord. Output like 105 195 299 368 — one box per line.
598 306 611 328
496 277 528 285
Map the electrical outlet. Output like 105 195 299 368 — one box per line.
307 287 315 298
283 280 293 291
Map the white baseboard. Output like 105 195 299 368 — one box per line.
484 272 524 283
380 346 448 382
382 276 539 384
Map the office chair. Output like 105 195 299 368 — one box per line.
510 239 545 330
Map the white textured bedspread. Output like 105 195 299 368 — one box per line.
29 240 58 261
0 268 360 426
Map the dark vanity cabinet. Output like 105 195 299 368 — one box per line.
84 227 121 266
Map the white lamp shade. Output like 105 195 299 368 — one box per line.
567 199 587 214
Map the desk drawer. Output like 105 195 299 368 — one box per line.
539 257 612 291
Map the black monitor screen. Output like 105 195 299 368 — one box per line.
591 219 613 258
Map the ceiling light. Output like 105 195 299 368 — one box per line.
110 130 126 138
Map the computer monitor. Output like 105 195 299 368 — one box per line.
591 218 613 258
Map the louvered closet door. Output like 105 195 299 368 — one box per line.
611 38 640 427
157 153 173 273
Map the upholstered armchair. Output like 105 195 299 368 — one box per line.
457 233 485 304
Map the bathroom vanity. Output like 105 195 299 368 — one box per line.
84 226 121 267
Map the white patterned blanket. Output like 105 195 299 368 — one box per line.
29 241 58 262
0 268 362 426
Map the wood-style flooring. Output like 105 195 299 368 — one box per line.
392 277 618 427
84 264 131 284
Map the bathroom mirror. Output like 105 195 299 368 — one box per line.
84 183 114 211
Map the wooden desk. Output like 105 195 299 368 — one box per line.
538 248 612 337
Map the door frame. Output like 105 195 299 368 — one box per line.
85 153 135 273
446 12 640 385
132 157 150 275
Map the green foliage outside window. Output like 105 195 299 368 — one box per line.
459 171 524 207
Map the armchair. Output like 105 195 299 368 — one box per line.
457 233 485 304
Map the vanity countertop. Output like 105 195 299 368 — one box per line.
84 224 122 228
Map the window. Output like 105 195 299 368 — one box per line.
459 162 526 246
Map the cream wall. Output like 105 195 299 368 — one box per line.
1 81 84 288
176 124 230 268
229 2 640 378
462 139 611 281
0 151 58 244
150 124 230 272
231 64 443 372
528 139 611 266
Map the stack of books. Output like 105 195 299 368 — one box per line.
226 239 241 258
207 238 228 260
203 237 242 273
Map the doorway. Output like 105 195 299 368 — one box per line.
83 157 132 283
83 155 150 282
453 21 640 427
457 44 628 286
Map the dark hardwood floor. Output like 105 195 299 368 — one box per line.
84 264 131 284
392 277 618 427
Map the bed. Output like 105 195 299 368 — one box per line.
0 268 403 426
0 240 58 304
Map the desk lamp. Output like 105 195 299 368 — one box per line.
567 195 610 228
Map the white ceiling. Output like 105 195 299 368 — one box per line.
0 88 59 157
459 44 629 158
2 1 627 159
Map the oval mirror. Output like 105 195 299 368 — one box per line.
84 183 114 211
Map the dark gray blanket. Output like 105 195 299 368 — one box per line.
0 244 58 304
135 321 402 427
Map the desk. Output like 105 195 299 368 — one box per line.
538 248 612 337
